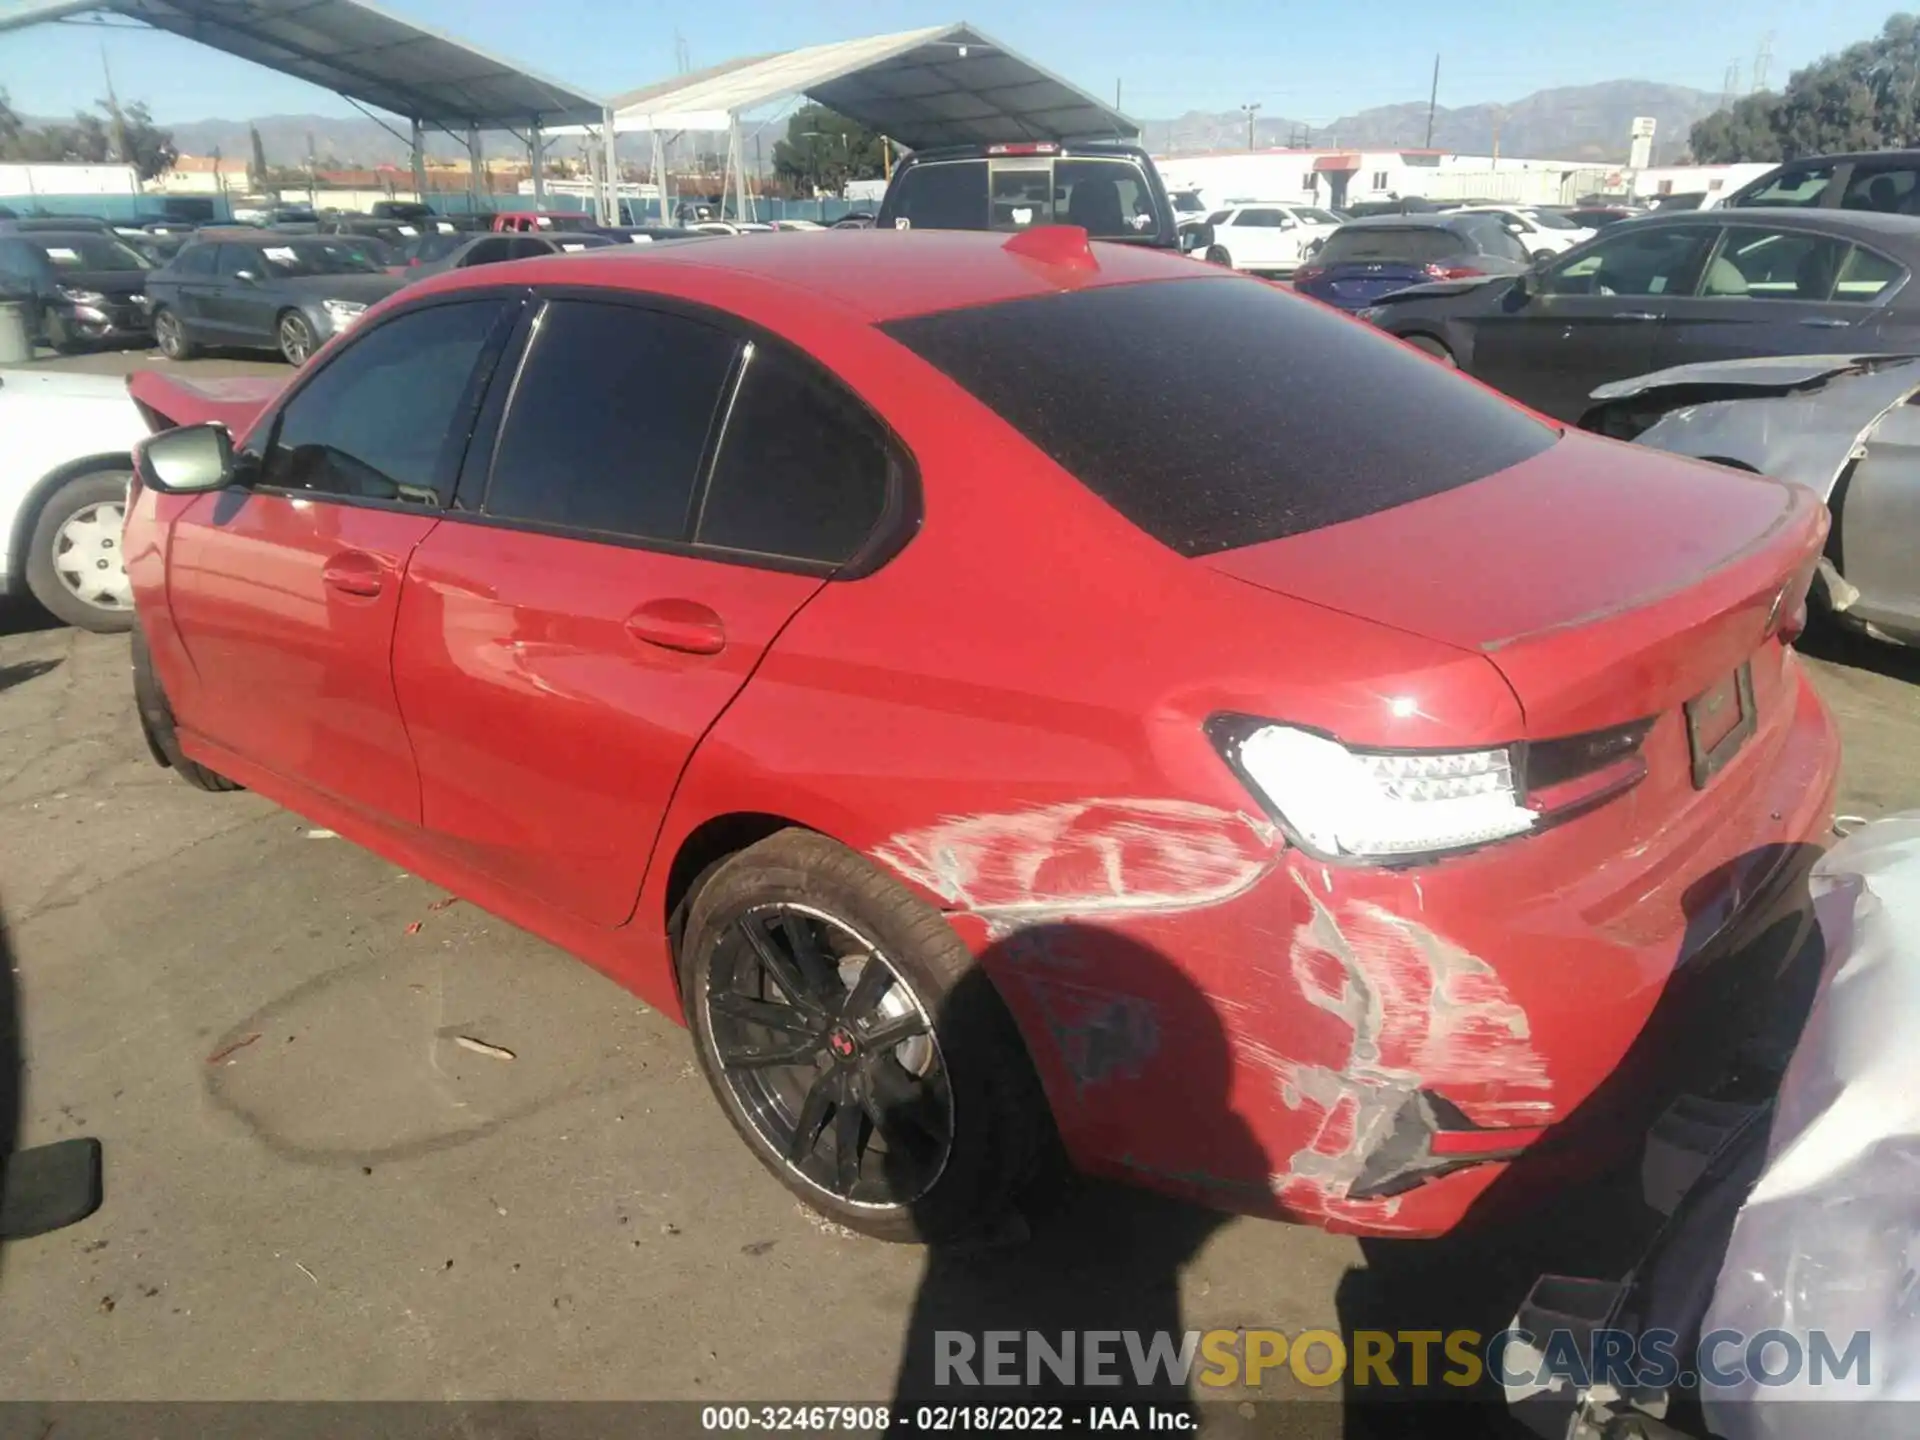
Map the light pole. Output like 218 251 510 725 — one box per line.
1241 102 1262 150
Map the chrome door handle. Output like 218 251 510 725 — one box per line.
1616 311 1659 322
1799 316 1852 329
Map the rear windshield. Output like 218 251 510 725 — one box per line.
881 278 1555 556
34 235 150 271
1317 226 1462 265
885 156 1161 240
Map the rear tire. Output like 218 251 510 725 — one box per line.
24 471 135 633
153 307 196 361
679 829 1049 1243
1403 334 1458 366
1206 246 1233 268
130 626 242 792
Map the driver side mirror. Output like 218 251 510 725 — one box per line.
233 269 259 283
136 423 234 494
1510 270 1535 303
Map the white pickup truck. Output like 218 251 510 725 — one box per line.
0 368 151 631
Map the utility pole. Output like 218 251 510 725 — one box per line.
1115 78 1122 110
1240 102 1262 150
1424 54 1440 149
306 129 317 207
1490 117 1501 166
99 39 128 165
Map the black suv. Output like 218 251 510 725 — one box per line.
875 141 1182 248
1725 151 1920 215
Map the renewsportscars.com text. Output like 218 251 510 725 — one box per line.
934 1327 1872 1392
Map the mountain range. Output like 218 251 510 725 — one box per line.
81 78 1726 169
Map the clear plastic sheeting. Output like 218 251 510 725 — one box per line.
1700 813 1920 1438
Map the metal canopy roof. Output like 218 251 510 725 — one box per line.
0 0 605 126
590 23 1136 150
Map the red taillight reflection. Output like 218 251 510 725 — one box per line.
1422 263 1485 281
1293 264 1326 284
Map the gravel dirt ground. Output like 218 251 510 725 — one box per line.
1 353 1915 1424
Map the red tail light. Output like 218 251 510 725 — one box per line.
1293 264 1326 284
1421 263 1485 280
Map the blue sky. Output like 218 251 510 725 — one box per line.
0 0 1904 123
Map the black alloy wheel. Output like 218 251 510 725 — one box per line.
706 902 953 1210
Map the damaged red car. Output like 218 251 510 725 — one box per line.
121 226 1838 1242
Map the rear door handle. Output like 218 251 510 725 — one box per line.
321 551 384 598
626 598 726 656
1799 316 1852 329
1616 311 1660 322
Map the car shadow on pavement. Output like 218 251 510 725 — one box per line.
889 846 1828 1438
1796 621 1920 686
0 658 61 694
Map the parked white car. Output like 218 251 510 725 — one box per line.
0 368 149 632
1201 202 1343 276
1445 205 1596 261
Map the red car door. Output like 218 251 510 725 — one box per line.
392 297 899 926
163 296 517 821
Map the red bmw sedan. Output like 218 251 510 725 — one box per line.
122 226 1838 1241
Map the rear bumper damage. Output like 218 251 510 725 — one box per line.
956 658 1839 1238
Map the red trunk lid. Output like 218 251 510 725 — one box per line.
1202 433 1826 738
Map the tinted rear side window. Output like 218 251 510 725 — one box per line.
885 161 988 230
881 278 1555 556
1318 227 1460 265
697 343 893 564
484 300 737 541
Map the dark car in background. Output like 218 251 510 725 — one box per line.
401 230 618 283
1562 204 1648 229
1724 149 1920 214
1291 213 1532 312
876 140 1182 249
145 235 405 365
1358 208 1920 420
0 230 153 350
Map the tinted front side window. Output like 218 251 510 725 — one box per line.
484 300 737 541
885 161 989 230
1542 226 1714 296
1733 163 1834 208
175 244 218 277
881 278 1555 557
697 344 892 565
260 300 508 504
1840 166 1920 215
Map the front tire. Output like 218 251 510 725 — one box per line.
131 627 241 792
153 307 196 361
679 829 1048 1243
277 310 316 366
23 471 135 633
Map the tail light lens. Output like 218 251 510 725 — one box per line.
1421 263 1485 280
1521 718 1656 818
1293 264 1326 284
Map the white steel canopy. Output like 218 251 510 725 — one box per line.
0 0 605 126
585 23 1137 150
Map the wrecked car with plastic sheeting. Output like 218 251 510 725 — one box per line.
1582 353 1920 650
1505 814 1920 1440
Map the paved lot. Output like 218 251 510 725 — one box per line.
1 351 1917 1419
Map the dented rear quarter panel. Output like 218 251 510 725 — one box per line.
647 360 1841 1238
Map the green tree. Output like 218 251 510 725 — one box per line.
1690 12 1920 162
770 104 884 195
0 90 23 152
1689 93 1784 162
0 96 175 179
249 123 269 189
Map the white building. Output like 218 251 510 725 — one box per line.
1154 148 1612 210
1627 162 1777 207
0 162 140 199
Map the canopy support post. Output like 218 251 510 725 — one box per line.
530 119 546 207
601 107 621 225
729 113 749 223
651 130 664 224
467 124 482 213
409 117 426 204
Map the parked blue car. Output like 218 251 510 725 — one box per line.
1291 213 1533 312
